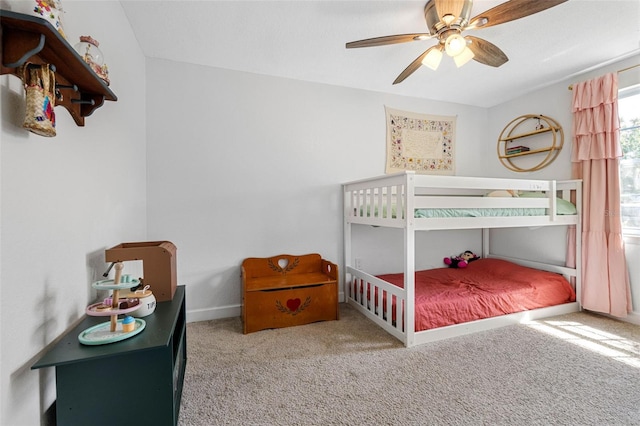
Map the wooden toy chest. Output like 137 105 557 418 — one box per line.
241 253 339 334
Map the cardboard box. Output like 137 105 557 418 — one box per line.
106 241 177 302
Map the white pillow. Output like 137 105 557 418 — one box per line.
485 190 518 197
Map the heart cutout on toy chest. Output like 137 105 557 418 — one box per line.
278 258 289 270
286 298 301 312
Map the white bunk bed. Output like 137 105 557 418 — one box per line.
343 171 582 347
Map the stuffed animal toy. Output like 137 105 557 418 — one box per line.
444 250 480 268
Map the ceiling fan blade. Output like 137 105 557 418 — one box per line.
393 46 436 85
435 0 465 21
469 0 567 29
466 36 508 67
346 33 432 49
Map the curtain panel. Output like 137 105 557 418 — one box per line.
571 72 631 317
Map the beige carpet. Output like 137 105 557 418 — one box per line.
178 303 640 426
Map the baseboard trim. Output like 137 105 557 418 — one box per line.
619 311 640 325
598 310 640 326
186 305 241 323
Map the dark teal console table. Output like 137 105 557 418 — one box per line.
32 286 186 426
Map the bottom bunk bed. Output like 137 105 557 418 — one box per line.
347 254 581 347
343 172 582 347
349 258 578 342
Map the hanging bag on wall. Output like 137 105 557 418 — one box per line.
22 64 57 137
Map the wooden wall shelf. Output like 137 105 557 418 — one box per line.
0 10 117 126
497 114 564 172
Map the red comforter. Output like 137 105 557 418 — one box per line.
376 258 576 331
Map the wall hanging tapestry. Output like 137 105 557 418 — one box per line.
385 106 455 175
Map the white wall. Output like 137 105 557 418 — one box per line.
145 58 489 321
0 2 146 425
146 54 640 324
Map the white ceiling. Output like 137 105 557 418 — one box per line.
120 0 640 108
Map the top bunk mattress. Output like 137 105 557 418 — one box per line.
363 193 577 219
415 192 577 217
415 206 574 218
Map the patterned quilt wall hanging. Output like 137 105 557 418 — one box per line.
385 106 456 175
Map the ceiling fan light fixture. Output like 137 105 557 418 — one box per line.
346 0 568 83
444 33 466 57
453 46 475 67
421 47 443 70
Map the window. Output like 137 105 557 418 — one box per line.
619 84 640 235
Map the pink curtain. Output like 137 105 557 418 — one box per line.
571 72 631 317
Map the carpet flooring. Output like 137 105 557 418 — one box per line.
178 303 640 426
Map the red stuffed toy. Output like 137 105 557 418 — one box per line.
444 250 480 268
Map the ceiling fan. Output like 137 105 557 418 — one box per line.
346 0 568 84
